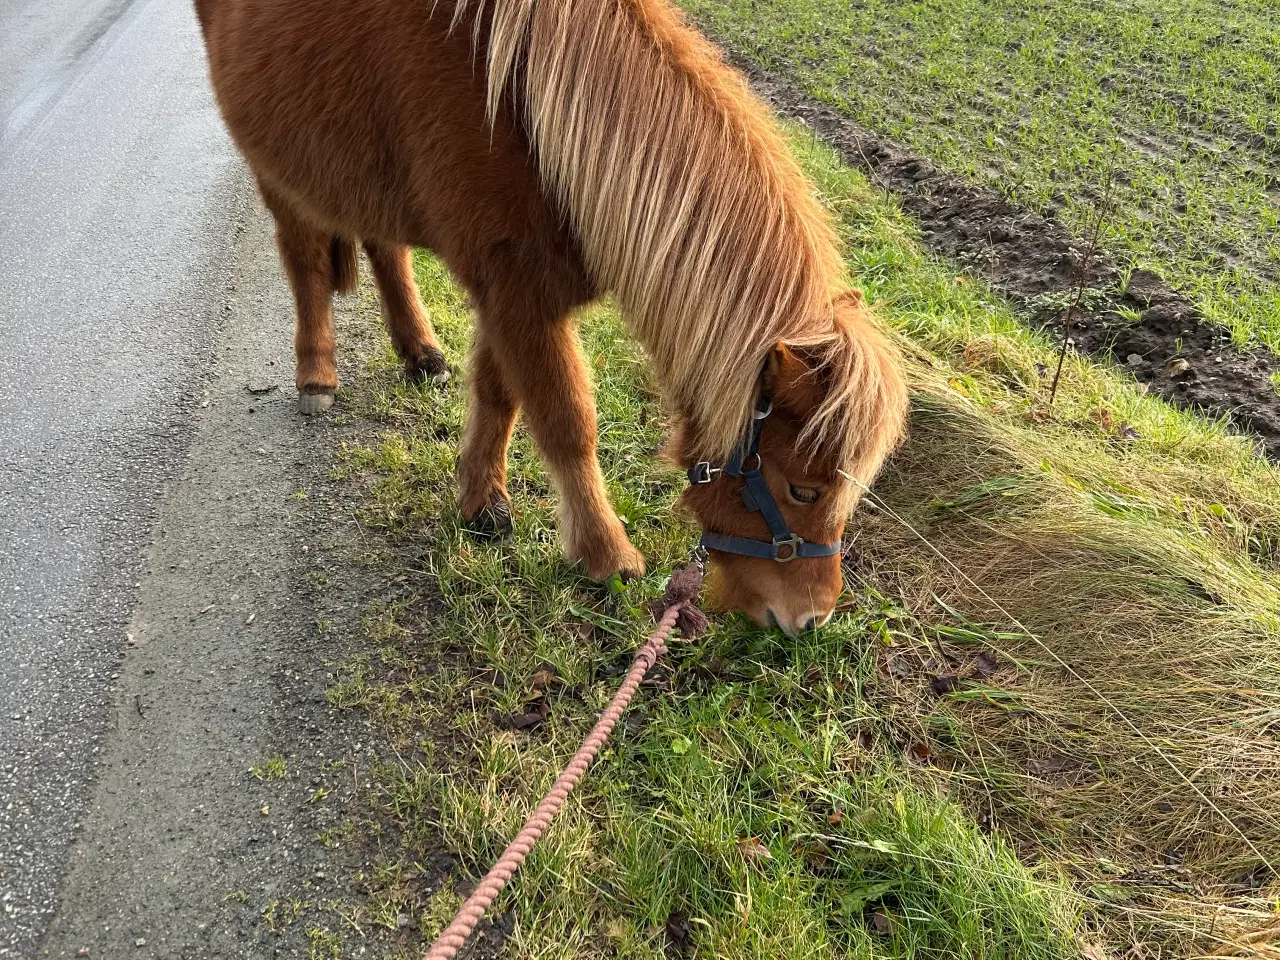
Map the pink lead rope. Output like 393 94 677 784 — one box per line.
423 564 707 960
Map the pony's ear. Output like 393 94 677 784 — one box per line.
764 340 826 417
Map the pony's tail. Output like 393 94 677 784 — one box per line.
331 237 358 295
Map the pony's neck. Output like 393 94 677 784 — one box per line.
465 0 846 459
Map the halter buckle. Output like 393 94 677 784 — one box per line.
772 534 804 562
688 461 720 484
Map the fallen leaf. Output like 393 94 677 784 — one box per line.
199 604 214 615
828 808 844 826
665 911 690 951
1027 407 1051 424
736 837 773 863
245 380 278 395
888 656 910 680
974 652 1001 678
1162 356 1191 377
245 613 256 625
509 705 547 731
1119 423 1141 441
78 950 90 958
529 665 557 692
871 908 892 936
930 674 959 695
260 805 270 816
1093 408 1114 431
908 742 933 765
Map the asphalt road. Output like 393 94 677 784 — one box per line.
0 0 253 952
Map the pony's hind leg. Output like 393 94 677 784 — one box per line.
474 288 644 582
456 339 517 537
260 185 340 414
363 240 450 383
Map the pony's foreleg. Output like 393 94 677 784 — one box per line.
260 184 340 414
457 338 517 537
476 305 645 582
362 240 450 383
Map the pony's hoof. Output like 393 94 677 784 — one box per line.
615 564 643 585
464 493 513 540
406 347 450 385
581 542 646 583
298 389 335 415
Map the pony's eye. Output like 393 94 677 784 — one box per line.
789 485 821 505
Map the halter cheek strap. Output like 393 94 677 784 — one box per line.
686 398 842 563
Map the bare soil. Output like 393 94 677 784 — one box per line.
726 53 1280 459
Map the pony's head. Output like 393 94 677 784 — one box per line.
674 292 908 636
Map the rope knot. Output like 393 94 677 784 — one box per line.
649 563 708 638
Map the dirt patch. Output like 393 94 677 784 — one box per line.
723 53 1280 459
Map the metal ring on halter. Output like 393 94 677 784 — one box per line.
772 534 803 562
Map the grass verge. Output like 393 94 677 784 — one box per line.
682 0 1280 353
321 129 1280 958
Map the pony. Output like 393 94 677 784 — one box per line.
193 0 909 635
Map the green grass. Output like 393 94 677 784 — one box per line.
321 130 1280 958
682 0 1280 353
250 755 288 781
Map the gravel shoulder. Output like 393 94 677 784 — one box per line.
36 202 379 959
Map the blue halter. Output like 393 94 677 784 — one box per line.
686 397 842 563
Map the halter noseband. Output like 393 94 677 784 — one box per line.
686 397 842 563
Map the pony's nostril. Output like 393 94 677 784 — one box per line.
800 615 818 633
764 609 779 630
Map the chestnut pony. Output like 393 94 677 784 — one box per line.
194 0 908 634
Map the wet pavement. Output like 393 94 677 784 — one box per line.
0 0 251 952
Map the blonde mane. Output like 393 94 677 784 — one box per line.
452 0 904 468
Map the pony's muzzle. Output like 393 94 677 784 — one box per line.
765 605 835 638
